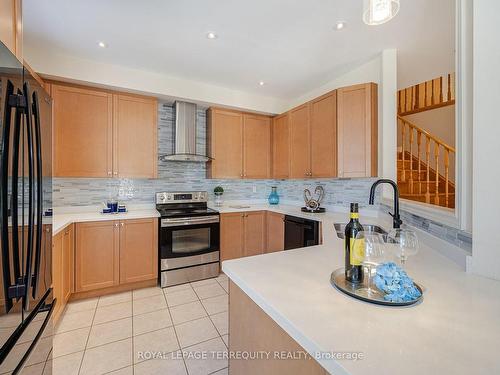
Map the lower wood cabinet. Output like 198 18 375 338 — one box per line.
221 211 266 261
52 224 74 322
75 218 157 293
266 212 284 253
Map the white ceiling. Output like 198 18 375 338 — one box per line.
23 0 455 100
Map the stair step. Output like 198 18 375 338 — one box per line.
397 159 420 170
397 169 427 181
398 180 455 194
400 193 455 209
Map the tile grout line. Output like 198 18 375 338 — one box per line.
77 300 98 375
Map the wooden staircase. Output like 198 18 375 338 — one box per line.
397 116 455 209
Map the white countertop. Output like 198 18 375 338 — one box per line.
222 204 500 375
53 205 160 235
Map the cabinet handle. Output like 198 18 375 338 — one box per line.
240 174 243 177
120 222 124 227
107 171 112 176
114 223 119 227
113 172 118 176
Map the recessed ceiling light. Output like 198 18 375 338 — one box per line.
206 32 218 40
335 21 346 30
98 41 107 48
259 81 265 86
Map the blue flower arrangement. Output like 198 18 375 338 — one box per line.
373 262 422 303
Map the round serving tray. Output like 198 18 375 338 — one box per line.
330 268 423 307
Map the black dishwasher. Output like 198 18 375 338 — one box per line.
284 215 320 250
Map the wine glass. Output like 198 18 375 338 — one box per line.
353 231 386 298
387 229 419 267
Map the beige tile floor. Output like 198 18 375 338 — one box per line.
23 274 229 375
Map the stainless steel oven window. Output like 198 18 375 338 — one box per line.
172 227 211 254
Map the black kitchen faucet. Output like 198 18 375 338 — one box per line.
369 179 403 229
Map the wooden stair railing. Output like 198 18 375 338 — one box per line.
398 116 456 208
398 73 455 116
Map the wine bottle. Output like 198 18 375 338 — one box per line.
345 203 364 284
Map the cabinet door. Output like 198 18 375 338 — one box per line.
75 221 120 292
207 109 243 178
62 224 74 302
53 84 113 177
243 114 271 179
266 212 284 253
52 231 64 321
337 83 378 177
243 211 266 257
119 219 158 284
272 114 290 179
289 104 311 178
0 0 18 58
114 94 157 178
220 213 244 261
311 91 337 177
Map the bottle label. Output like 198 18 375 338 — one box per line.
349 238 365 266
350 213 359 219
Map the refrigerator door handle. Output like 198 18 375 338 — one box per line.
30 90 43 299
0 80 15 312
22 82 35 311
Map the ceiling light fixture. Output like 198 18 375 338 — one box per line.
98 41 107 48
259 81 265 86
335 21 346 30
206 32 218 40
363 0 400 26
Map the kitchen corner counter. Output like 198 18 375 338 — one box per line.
222 205 500 375
53 206 160 235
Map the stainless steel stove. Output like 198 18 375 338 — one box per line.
156 191 220 287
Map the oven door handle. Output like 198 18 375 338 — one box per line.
161 215 220 227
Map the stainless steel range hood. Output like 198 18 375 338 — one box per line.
160 101 210 162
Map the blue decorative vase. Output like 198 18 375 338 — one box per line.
268 186 279 205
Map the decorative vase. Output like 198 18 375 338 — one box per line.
214 192 223 207
268 186 279 205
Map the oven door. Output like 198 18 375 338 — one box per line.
159 216 220 260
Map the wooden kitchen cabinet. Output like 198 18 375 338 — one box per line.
243 114 271 179
289 103 311 179
266 211 284 253
207 108 272 179
52 83 158 178
272 113 290 179
220 213 244 261
0 0 22 61
220 211 266 260
119 218 158 284
207 108 243 178
53 84 113 177
62 224 74 302
75 221 120 292
52 224 74 323
113 94 158 178
310 91 337 177
337 83 378 177
243 211 266 257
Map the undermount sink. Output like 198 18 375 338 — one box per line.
334 223 388 240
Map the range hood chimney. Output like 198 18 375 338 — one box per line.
160 101 210 162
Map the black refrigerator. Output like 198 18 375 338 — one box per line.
0 42 54 374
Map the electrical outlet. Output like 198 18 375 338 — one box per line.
252 186 257 193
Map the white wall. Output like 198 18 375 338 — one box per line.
471 0 500 280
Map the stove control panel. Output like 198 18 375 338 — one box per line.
156 191 208 204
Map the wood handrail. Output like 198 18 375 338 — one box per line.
397 116 455 153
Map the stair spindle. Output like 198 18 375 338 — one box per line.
425 136 431 204
434 144 440 205
445 150 450 207
401 120 406 182
417 132 422 194
409 128 414 193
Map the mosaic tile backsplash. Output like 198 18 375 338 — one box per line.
53 103 472 251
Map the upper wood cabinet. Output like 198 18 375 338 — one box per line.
337 83 378 178
289 103 311 179
113 94 157 178
220 211 266 261
75 221 120 292
119 218 158 284
53 84 113 178
310 91 337 177
243 115 271 179
53 83 157 178
266 211 284 253
207 109 243 179
272 113 290 179
207 108 271 179
0 0 22 61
